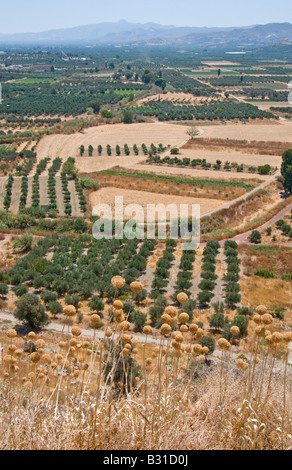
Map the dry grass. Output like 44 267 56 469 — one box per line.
200 121 292 143
182 137 291 156
89 187 224 219
0 283 291 450
241 276 292 310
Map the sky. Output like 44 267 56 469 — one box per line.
0 0 291 34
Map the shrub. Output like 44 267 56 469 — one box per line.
14 293 49 328
12 284 29 297
249 230 262 244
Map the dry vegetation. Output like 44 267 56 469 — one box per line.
239 245 292 310
0 282 291 450
182 137 291 156
88 187 224 218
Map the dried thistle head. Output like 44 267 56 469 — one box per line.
177 292 188 305
14 349 22 358
255 326 266 338
272 332 283 343
7 344 17 353
42 354 52 365
111 276 125 289
218 338 231 350
3 354 16 365
6 329 17 339
120 321 131 331
27 332 36 340
253 314 263 325
255 305 268 316
172 340 181 350
283 331 292 343
113 300 123 310
160 323 171 336
192 344 203 356
164 306 178 318
131 338 139 347
236 358 248 370
64 305 76 317
71 326 82 337
174 332 183 343
122 334 131 343
115 313 125 324
122 348 130 357
179 312 189 324
185 345 192 354
170 315 178 326
189 323 198 335
161 313 171 324
91 314 101 324
262 314 273 325
36 339 45 349
180 325 189 333
130 281 143 293
230 326 240 336
30 352 41 364
195 328 204 341
143 326 152 336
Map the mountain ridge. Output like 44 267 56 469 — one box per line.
0 20 291 48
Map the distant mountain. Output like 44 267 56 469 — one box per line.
167 22 292 49
0 20 291 49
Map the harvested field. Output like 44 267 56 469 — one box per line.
89 187 224 219
36 122 188 162
75 155 145 173
85 169 251 205
182 137 290 156
200 121 292 142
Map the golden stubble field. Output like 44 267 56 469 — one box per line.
89 187 224 219
36 122 189 162
35 120 292 178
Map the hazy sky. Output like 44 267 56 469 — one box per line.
0 0 291 34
